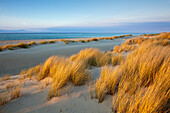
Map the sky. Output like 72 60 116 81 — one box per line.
0 0 170 32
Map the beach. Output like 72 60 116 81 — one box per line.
0 32 169 113
0 37 131 76
0 36 127 113
0 0 169 112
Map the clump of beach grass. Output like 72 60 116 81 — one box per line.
70 40 76 42
0 41 37 52
70 48 125 67
124 37 148 45
49 40 55 44
27 64 41 78
93 38 169 112
64 40 69 44
19 69 27 75
23 55 89 99
70 48 111 67
119 35 125 38
2 44 16 50
38 56 60 80
2 75 11 81
113 44 136 53
156 32 170 39
59 39 70 44
81 40 86 43
113 36 119 39
27 41 36 46
95 66 121 103
125 34 132 36
17 43 29 48
39 41 48 44
113 37 166 53
111 54 125 66
45 56 90 100
10 85 21 100
86 40 91 42
91 38 98 41
112 40 170 112
20 64 42 78
0 47 2 51
0 93 8 106
6 82 15 90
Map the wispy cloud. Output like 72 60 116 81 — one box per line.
0 10 170 30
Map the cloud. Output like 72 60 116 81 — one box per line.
0 10 170 31
0 15 29 30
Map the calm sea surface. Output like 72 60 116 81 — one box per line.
0 33 145 40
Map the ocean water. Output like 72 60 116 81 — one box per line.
0 33 144 40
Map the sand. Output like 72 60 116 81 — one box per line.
0 67 114 113
0 37 131 113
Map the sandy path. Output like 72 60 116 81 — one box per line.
0 38 126 76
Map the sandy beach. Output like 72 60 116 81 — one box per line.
0 36 127 113
0 32 169 113
0 37 131 76
0 0 169 112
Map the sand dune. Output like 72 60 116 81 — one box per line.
0 33 169 113
0 38 126 76
0 67 113 113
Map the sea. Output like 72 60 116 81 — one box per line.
0 33 145 40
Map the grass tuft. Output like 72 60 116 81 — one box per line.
2 44 16 50
6 82 14 90
10 85 21 100
81 40 86 43
95 66 121 103
70 48 109 67
93 38 170 112
39 41 48 44
91 38 98 41
49 40 55 44
113 44 136 53
2 75 11 81
112 54 125 66
47 58 90 100
156 32 170 39
17 43 29 48
0 93 8 106
0 47 2 51
112 40 170 112
64 40 69 44
28 41 36 46
26 64 42 78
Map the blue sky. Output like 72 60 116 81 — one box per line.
0 0 170 32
